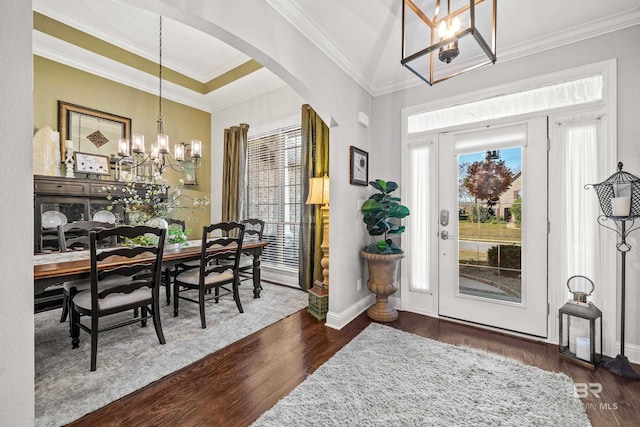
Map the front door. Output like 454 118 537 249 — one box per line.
438 118 548 337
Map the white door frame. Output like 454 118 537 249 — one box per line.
400 59 617 350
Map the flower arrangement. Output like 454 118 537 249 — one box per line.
105 179 210 226
166 223 190 246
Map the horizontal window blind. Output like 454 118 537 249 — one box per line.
245 124 301 272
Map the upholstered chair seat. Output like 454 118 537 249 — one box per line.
174 269 234 286
73 286 152 311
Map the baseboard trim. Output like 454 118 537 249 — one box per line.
613 342 640 365
325 294 374 330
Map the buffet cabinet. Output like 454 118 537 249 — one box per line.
33 175 129 252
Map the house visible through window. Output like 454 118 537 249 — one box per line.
245 124 301 273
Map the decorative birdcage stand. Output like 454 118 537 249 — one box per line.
586 162 640 379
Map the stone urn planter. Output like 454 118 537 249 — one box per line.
360 251 402 322
359 179 410 323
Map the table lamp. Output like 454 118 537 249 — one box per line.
306 175 330 289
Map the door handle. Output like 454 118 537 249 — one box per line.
440 230 454 240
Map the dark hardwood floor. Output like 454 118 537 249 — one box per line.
67 308 640 427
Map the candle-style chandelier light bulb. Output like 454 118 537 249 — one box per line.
118 138 130 157
438 0 460 64
132 133 145 153
174 143 184 161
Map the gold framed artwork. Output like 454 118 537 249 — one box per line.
349 146 368 186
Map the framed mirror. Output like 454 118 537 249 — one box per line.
58 101 131 161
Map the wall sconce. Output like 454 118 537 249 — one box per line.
401 0 497 85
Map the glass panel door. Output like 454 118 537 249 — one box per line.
438 118 548 337
458 147 522 303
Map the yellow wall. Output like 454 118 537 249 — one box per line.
34 55 211 237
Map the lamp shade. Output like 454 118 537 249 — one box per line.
306 175 330 205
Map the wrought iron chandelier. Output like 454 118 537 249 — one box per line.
116 15 202 183
401 0 497 86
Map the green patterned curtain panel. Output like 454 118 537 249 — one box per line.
299 105 329 290
222 123 249 223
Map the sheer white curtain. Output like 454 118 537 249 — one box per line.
558 120 600 292
408 143 430 291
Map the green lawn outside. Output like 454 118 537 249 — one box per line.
458 220 521 243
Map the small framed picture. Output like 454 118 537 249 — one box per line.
74 152 111 175
350 146 368 186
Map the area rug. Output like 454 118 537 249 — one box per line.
252 323 590 427
35 283 308 427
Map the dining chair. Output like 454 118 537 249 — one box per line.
162 218 191 305
69 225 167 371
235 218 265 286
173 221 245 329
58 220 114 252
57 220 115 323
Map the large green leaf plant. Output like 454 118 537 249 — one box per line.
361 179 410 254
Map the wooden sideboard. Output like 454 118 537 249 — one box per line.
34 175 129 253
34 175 168 252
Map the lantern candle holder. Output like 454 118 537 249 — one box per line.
558 276 602 369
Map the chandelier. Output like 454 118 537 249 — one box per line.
116 15 202 183
401 0 497 86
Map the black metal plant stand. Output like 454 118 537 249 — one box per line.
595 216 640 378
587 162 640 379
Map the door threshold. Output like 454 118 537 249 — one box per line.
438 314 548 341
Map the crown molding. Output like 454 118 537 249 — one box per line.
268 1 640 98
266 0 378 96
32 0 223 83
498 7 640 65
33 31 212 112
33 29 286 114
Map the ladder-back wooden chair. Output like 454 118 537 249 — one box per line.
69 225 166 371
57 220 115 323
237 218 265 286
173 222 245 329
161 218 189 305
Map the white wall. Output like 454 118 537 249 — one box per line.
123 0 376 327
373 25 640 358
210 84 305 223
0 2 35 425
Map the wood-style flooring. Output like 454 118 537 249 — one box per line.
68 306 640 427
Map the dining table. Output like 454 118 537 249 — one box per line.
34 239 269 298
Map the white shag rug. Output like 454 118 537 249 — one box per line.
252 323 591 427
35 283 308 427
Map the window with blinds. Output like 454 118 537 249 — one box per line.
245 124 301 272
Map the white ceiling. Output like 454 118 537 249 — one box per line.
33 0 640 113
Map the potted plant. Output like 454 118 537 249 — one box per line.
360 179 410 322
166 224 190 249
